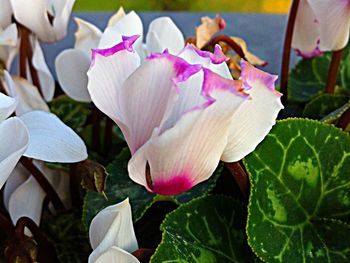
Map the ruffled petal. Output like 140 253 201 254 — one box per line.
93 247 140 263
121 52 201 153
8 176 45 225
74 17 102 56
146 17 185 55
55 48 92 102
0 0 12 29
309 0 350 51
88 199 138 263
0 90 17 121
98 11 143 50
178 44 232 79
9 77 50 115
128 69 247 195
292 0 322 58
0 117 29 188
87 36 140 144
221 61 283 162
20 111 87 163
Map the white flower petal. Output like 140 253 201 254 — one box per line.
309 0 350 51
88 199 138 263
146 17 184 55
292 0 321 58
0 117 28 188
0 23 18 69
3 163 29 209
20 111 87 163
107 7 126 28
31 39 55 101
74 17 102 56
51 0 75 42
93 247 140 263
98 11 143 50
221 61 283 162
55 49 92 102
128 69 247 195
0 0 12 29
0 90 17 120
8 176 45 225
10 77 50 115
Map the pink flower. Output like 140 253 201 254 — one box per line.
87 36 283 195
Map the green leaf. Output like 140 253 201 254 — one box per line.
302 94 349 120
288 55 330 102
151 195 258 263
83 148 222 227
244 118 350 263
41 210 91 263
321 101 350 124
49 95 91 132
82 148 155 227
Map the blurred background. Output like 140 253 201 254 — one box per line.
74 0 291 13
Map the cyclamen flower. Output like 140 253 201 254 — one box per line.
88 199 139 263
87 36 283 195
5 0 75 43
55 7 184 102
292 0 350 57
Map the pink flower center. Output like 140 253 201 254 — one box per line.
151 174 193 196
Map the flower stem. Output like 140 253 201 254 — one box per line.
132 248 153 262
224 162 249 198
280 0 300 105
325 48 344 94
91 107 101 152
337 107 350 130
18 25 30 79
20 157 65 211
208 35 246 60
0 213 14 237
104 117 113 154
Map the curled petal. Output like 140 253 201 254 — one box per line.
308 0 350 51
98 11 143 50
221 61 283 162
8 176 45 226
292 0 322 57
128 69 247 195
0 90 17 120
9 77 50 115
0 23 18 69
0 0 12 29
88 199 138 263
178 44 232 79
0 117 29 188
146 17 185 55
55 49 92 102
196 16 226 49
94 247 140 263
20 111 88 163
74 17 102 56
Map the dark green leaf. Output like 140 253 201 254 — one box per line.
49 95 91 132
302 94 349 120
151 195 259 263
244 118 350 263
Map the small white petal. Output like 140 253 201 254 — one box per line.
88 199 138 263
107 7 126 28
10 77 50 115
31 39 55 101
74 17 102 56
0 117 29 188
51 0 75 42
8 176 45 225
55 49 92 102
0 0 12 29
0 23 18 69
93 247 139 263
20 111 88 163
146 17 184 55
0 91 17 121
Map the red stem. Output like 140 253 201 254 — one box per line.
225 162 249 198
19 25 29 79
280 0 300 105
325 49 344 94
337 107 350 130
209 35 246 60
104 117 113 153
20 157 65 211
91 107 101 152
